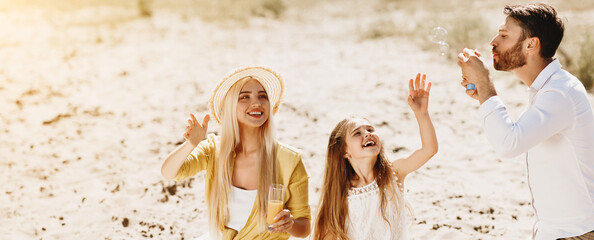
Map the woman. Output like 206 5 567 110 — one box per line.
161 66 311 239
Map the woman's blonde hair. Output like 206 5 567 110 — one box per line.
314 116 408 240
209 78 278 236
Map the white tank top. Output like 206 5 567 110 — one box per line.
226 186 257 231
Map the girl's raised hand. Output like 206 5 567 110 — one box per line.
183 113 210 147
407 73 431 114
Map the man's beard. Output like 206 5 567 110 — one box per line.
493 40 527 71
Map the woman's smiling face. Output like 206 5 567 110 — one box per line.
236 78 270 129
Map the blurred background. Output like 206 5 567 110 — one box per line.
1 0 593 239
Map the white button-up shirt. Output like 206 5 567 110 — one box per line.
479 59 594 239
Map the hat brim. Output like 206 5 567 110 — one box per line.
209 66 284 124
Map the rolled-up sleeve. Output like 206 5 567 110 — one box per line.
479 91 574 158
174 134 216 182
286 159 311 220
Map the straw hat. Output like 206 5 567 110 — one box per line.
209 66 284 124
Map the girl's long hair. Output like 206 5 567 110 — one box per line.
209 78 278 236
314 117 407 240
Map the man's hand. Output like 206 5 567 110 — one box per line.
457 48 497 104
461 78 479 101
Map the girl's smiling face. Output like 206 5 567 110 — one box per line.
236 79 270 129
344 118 382 161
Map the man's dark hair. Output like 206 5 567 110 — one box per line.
504 3 564 58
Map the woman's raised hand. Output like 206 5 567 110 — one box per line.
183 113 210 147
407 73 431 114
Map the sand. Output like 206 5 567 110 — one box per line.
2 1 593 239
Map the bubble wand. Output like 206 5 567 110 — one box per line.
461 49 479 90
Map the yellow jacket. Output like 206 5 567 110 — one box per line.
175 134 311 239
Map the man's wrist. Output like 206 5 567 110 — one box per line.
478 81 498 104
473 72 494 102
475 71 491 85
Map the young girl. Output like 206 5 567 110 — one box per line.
314 73 438 240
161 66 311 239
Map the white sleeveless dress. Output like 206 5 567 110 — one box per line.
346 180 408 240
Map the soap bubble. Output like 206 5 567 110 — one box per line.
437 41 449 56
430 27 448 43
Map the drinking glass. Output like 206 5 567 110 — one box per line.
266 184 285 225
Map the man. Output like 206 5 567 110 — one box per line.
457 3 594 240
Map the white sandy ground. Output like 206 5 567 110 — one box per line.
1 1 593 239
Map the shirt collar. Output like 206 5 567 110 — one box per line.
529 59 561 91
